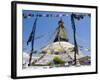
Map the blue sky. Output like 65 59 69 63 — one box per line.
23 10 91 56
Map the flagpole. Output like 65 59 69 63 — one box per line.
28 17 38 66
71 13 78 65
